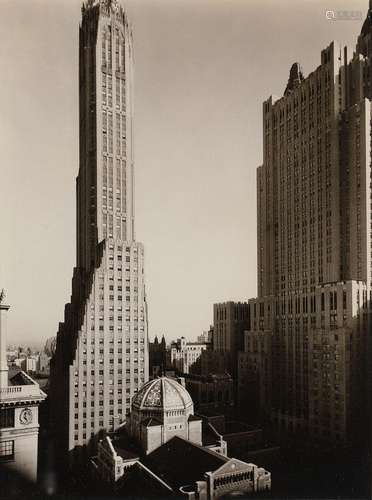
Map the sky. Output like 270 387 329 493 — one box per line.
0 0 369 347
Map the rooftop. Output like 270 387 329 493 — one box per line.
141 436 228 489
110 427 141 461
1 368 46 404
8 368 33 386
116 462 174 498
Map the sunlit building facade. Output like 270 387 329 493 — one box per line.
51 0 148 460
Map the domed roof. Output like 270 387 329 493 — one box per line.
132 377 193 411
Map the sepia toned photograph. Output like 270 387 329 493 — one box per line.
0 0 371 498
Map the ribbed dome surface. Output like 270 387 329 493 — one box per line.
132 377 193 411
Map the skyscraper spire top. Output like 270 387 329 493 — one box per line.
85 0 118 6
360 1 372 36
284 62 304 96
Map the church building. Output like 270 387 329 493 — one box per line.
93 376 271 498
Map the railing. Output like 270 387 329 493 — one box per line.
0 384 43 401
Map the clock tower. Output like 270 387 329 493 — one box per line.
0 294 46 482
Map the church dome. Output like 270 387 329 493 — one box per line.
132 377 193 412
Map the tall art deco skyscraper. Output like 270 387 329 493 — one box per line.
51 0 149 460
239 3 372 449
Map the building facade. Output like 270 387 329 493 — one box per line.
0 299 46 482
51 0 148 460
184 373 234 411
197 329 213 345
21 357 37 374
213 303 250 355
213 302 249 383
239 9 372 447
170 337 210 374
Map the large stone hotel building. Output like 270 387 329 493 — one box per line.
239 5 372 447
51 0 148 461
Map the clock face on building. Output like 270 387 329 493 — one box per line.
19 408 33 425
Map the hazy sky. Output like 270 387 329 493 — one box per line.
0 0 368 346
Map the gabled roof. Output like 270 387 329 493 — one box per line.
212 458 256 477
8 368 34 386
141 436 228 489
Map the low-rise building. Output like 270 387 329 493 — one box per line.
37 353 51 376
197 329 213 345
21 356 37 374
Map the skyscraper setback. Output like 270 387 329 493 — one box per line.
51 0 148 459
239 6 372 448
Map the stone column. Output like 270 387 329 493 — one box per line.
0 302 10 389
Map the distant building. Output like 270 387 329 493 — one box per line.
213 302 250 354
184 373 234 411
21 357 37 374
6 348 17 360
197 329 213 345
213 302 249 381
149 335 166 378
170 337 210 374
92 376 271 498
12 358 23 368
0 298 46 482
43 337 56 358
37 353 51 376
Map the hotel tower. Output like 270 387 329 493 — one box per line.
51 0 149 461
239 4 372 448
